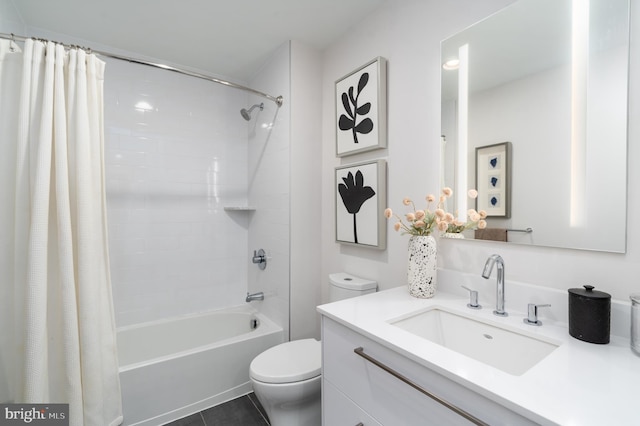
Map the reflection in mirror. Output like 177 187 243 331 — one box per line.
441 0 629 253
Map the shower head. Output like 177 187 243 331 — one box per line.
240 103 264 121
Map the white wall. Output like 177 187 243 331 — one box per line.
320 0 640 304
289 40 323 340
247 42 292 338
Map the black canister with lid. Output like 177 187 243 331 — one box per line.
568 285 611 344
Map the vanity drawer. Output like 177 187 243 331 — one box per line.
322 316 538 426
323 379 382 426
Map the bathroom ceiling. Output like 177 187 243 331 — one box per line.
12 0 387 81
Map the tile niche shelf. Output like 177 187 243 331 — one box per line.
223 206 256 211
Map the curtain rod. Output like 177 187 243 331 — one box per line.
0 32 284 107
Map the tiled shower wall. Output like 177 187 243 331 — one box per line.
103 58 252 327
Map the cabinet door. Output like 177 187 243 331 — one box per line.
322 317 538 426
323 379 382 426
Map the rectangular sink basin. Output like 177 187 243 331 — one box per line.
390 307 560 375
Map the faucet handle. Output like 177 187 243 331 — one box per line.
252 249 267 270
523 303 551 326
461 286 482 310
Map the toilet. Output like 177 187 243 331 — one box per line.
249 272 377 426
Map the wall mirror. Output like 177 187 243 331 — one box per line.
441 0 629 253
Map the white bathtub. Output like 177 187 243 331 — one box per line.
117 305 284 426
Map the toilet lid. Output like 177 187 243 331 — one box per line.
250 339 321 384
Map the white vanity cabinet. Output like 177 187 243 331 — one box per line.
321 316 537 426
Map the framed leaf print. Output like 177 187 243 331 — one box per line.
476 142 512 218
335 57 387 157
335 160 387 249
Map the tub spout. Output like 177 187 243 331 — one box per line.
246 292 264 302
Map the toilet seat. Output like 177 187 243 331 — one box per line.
250 338 321 384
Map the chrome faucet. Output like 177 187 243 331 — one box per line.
246 291 264 302
481 254 507 317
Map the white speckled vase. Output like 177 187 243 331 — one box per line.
407 235 437 298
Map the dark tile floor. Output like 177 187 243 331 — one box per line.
163 393 269 426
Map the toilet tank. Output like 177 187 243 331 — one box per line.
329 272 377 302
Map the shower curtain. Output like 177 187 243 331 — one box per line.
0 39 122 425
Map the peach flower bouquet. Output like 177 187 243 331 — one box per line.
384 187 487 236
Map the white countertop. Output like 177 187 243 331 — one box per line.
317 275 640 426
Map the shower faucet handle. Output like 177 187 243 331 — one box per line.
252 249 267 270
252 249 265 263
